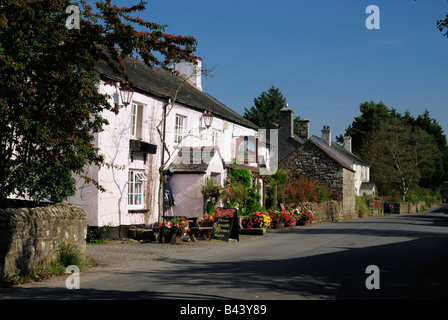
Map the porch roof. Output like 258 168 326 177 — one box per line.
168 146 224 174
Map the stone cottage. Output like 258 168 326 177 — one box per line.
274 106 373 220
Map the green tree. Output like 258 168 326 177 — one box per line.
243 86 286 127
0 0 197 204
437 10 448 38
342 102 447 198
349 104 440 199
338 101 396 156
413 109 448 185
360 114 440 201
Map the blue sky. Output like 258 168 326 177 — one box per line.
128 0 448 139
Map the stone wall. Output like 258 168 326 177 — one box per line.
0 203 86 276
280 142 345 195
304 201 343 223
279 142 356 221
392 202 434 215
342 168 357 220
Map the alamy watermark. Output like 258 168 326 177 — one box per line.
65 265 80 290
65 5 80 30
64 5 381 31
174 129 279 176
365 265 380 290
366 5 380 30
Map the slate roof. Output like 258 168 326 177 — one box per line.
308 136 356 172
97 56 259 130
360 182 376 194
330 141 371 167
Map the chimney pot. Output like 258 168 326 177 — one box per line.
321 126 332 146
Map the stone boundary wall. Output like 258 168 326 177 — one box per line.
0 203 86 276
303 201 343 223
395 202 437 215
305 199 384 223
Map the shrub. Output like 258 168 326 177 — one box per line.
406 187 441 207
355 195 370 218
284 176 319 204
223 167 262 214
86 225 110 243
57 241 82 268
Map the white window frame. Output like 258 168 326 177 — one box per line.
128 170 146 210
174 114 186 145
212 129 220 147
130 103 144 140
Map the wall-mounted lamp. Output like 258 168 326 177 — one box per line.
202 108 214 129
115 83 134 109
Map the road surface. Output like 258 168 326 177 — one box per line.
1 204 448 300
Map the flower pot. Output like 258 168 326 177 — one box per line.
170 233 183 244
274 223 284 229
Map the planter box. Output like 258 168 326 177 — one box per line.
128 228 156 241
130 139 157 154
239 227 266 235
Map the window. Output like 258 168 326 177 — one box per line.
128 170 146 209
131 103 144 140
174 114 186 145
212 129 220 146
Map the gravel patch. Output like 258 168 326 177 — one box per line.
85 235 261 269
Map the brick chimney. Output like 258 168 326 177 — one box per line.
280 105 294 142
343 135 352 153
321 126 331 146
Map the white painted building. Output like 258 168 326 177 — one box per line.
67 56 273 237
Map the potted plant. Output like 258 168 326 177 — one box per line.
284 211 296 228
160 216 190 243
295 209 315 226
199 212 215 227
269 210 288 229
242 211 271 230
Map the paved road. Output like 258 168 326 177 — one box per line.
2 204 448 300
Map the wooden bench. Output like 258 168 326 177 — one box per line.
161 216 212 241
186 217 212 241
189 226 213 241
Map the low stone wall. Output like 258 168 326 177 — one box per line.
396 202 435 214
0 203 86 276
304 201 343 223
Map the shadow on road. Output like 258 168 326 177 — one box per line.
2 208 448 300
139 237 448 300
6 236 445 300
0 286 233 300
